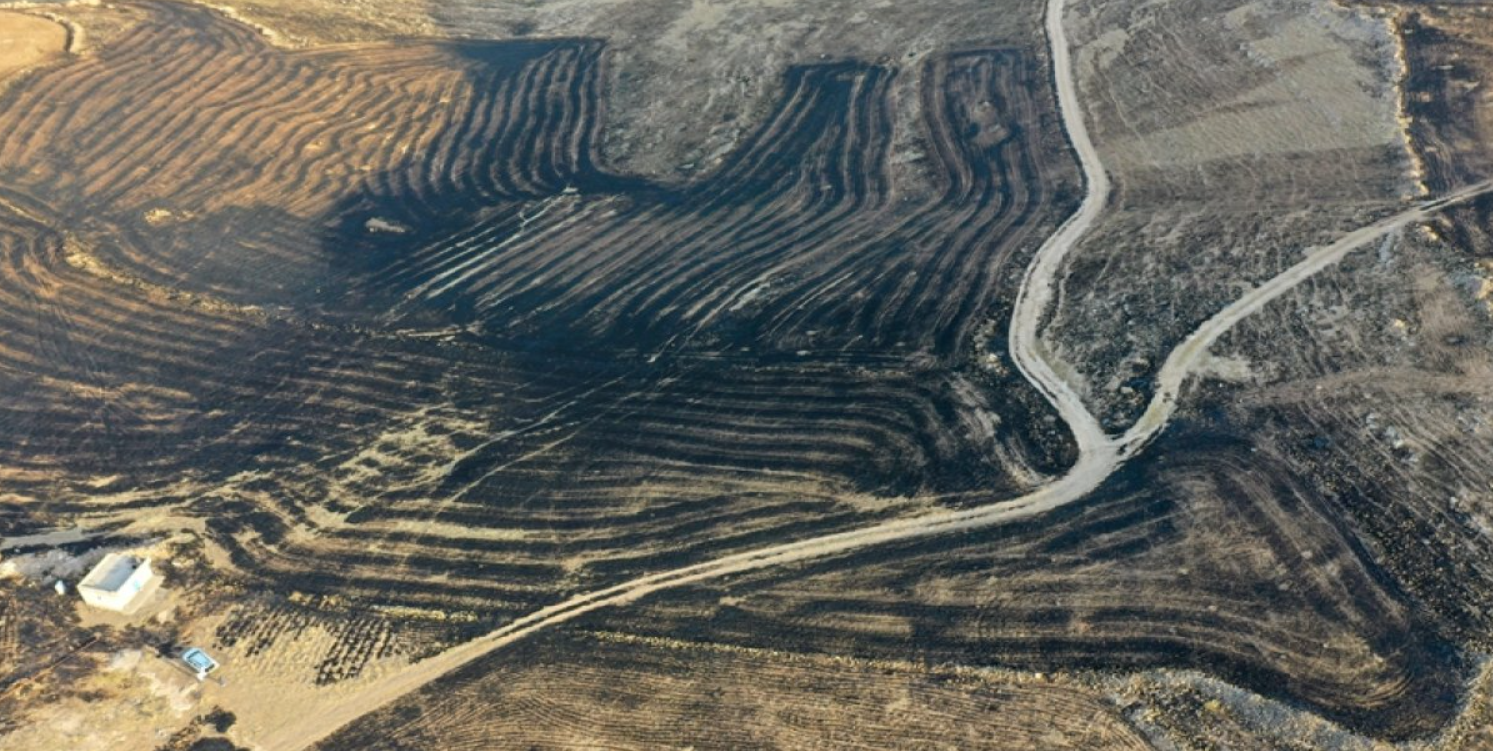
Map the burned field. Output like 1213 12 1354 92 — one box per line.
3 0 1493 748
0 1 1073 596
364 424 1469 743
1395 4 1493 292
0 1 1089 741
322 629 1155 751
317 400 1493 746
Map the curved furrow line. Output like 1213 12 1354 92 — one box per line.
633 69 900 331
465 71 525 201
3 2 1484 744
416 64 886 317
485 49 575 198
376 76 486 218
742 51 1049 354
273 0 1493 741
74 41 293 201
64 36 243 173
476 69 894 340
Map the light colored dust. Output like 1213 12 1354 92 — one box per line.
0 11 64 80
1090 0 1402 174
175 610 421 750
0 649 201 751
1197 351 1257 383
657 0 730 51
330 404 489 497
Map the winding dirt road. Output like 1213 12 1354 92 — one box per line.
1121 178 1493 453
261 0 1493 746
1008 0 1113 464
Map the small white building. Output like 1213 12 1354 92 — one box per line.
78 553 160 613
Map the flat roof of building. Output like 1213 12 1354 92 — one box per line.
79 552 146 593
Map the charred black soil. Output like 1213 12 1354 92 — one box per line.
0 0 1079 690
5 1 1493 748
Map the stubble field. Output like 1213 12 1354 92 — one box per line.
2 0 1493 748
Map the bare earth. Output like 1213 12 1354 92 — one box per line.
229 0 1493 743
0 12 64 80
3 0 1493 748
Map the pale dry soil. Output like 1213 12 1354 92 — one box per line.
0 11 64 80
170 0 1044 181
0 649 202 751
1048 0 1419 421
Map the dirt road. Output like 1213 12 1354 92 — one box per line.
1121 178 1493 452
255 1 1493 746
1008 0 1113 462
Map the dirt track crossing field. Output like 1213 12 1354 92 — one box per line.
3 1 1493 748
276 0 1493 743
0 1 1075 606
0 1 1081 740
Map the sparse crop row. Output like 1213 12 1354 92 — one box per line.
0 1 1074 629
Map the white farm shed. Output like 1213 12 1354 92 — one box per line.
78 553 160 613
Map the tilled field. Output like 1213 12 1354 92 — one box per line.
573 422 1466 740
1211 121 1493 666
3 0 1493 748
318 630 1154 751
0 0 1080 717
